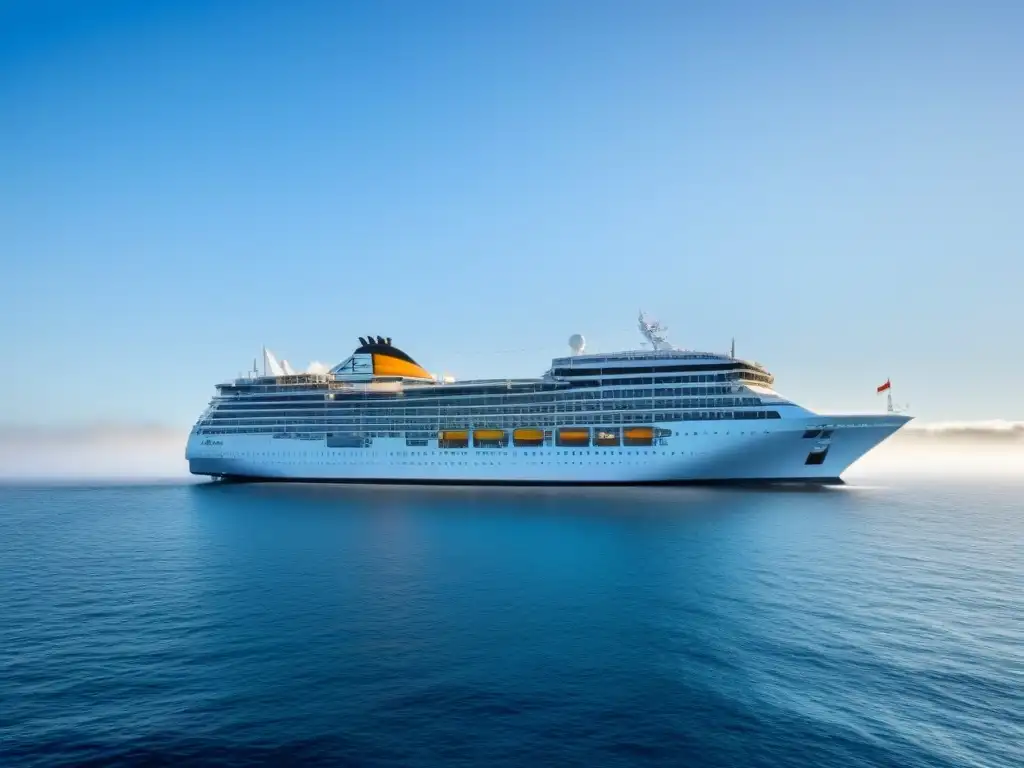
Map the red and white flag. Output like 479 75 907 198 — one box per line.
876 379 891 393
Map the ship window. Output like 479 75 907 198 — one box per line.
805 447 829 465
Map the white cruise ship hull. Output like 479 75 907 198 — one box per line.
186 414 909 485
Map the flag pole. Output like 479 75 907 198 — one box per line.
887 378 893 413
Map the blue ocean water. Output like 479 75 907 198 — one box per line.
0 479 1021 767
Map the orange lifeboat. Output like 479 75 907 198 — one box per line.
473 429 508 447
623 426 654 446
513 428 544 447
438 429 469 448
556 428 590 446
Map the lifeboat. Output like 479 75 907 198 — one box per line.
595 429 620 447
512 428 544 447
556 428 590 446
623 426 654 446
438 429 469 449
473 428 508 447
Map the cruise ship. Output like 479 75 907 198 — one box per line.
186 313 911 485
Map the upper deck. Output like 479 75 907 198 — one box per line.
546 349 773 387
215 314 775 395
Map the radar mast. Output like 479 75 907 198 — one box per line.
638 310 674 351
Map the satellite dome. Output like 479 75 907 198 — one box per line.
568 333 586 355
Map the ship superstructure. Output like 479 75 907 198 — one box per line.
186 316 910 484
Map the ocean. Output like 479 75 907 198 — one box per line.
0 476 1021 767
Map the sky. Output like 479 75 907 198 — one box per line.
2 0 1022 430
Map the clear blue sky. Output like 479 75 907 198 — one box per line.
2 0 1022 427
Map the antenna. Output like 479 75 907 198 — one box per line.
730 338 735 359
638 309 673 351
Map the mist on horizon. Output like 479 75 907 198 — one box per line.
1 422 1022 484
845 421 1024 480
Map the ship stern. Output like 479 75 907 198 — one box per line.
185 429 228 478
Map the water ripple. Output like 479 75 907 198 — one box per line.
0 480 1021 767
